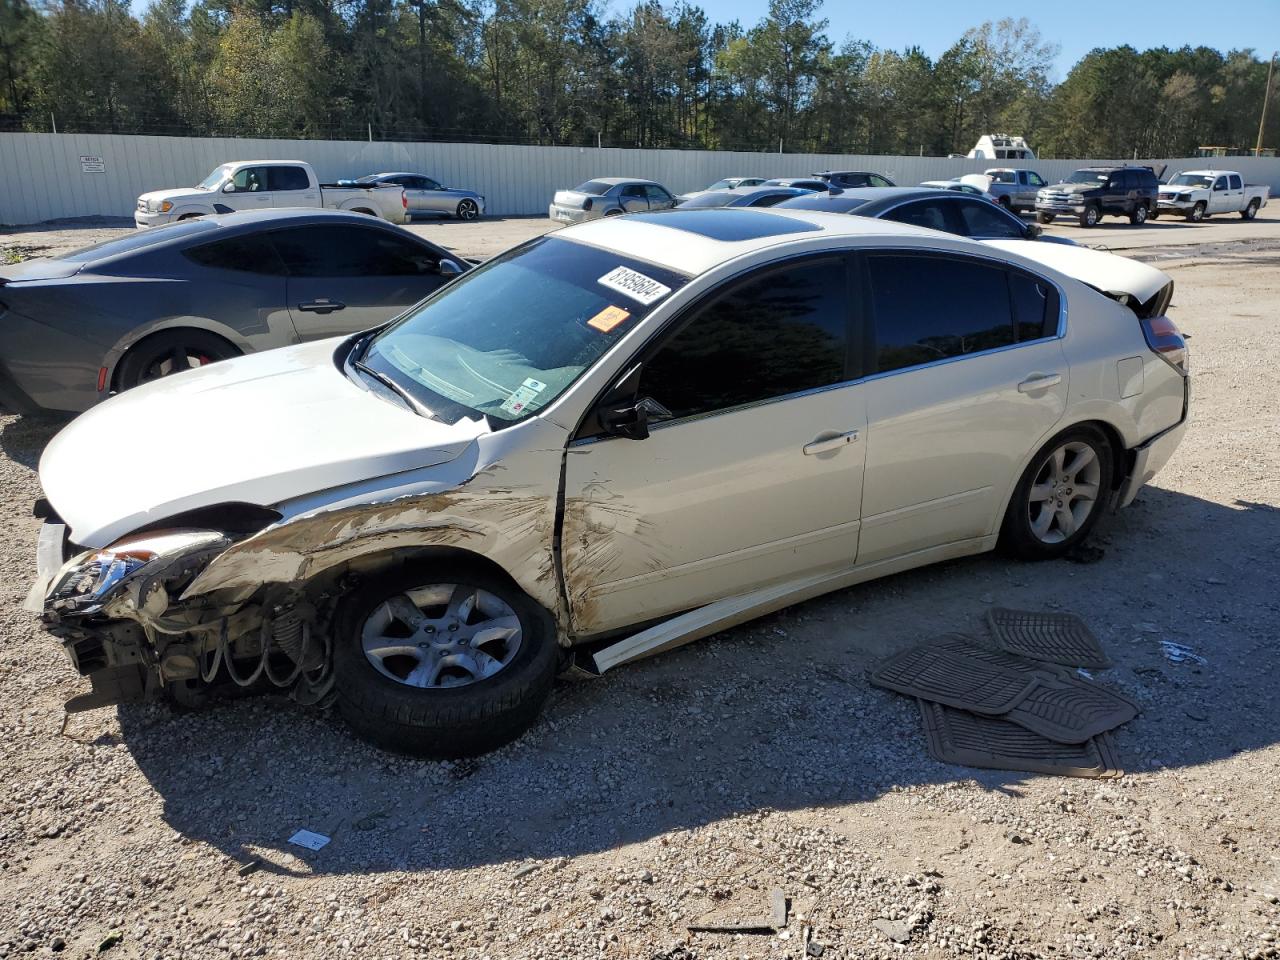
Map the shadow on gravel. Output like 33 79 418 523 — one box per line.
111 486 1280 878
0 413 67 470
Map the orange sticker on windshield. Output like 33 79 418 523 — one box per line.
587 305 631 333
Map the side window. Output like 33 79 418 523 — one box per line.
955 199 1025 239
869 254 1015 374
1028 171 1047 187
1229 174 1243 190
749 192 790 207
229 166 268 192
271 225 441 277
870 175 892 187
268 166 310 191
622 185 647 198
644 185 672 203
183 235 286 275
638 258 851 420
882 200 953 234
1214 177 1228 191
421 177 441 190
1009 272 1059 341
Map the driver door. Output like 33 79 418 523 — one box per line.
562 255 867 636
618 184 650 213
220 166 274 212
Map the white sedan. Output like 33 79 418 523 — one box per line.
31 209 1189 756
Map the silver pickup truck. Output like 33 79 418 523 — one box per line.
963 168 1049 213
135 160 408 227
1156 170 1270 222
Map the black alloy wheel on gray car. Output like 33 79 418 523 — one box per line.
1078 205 1100 228
1242 198 1260 220
115 329 241 390
456 199 480 221
1129 203 1148 225
332 564 559 758
1188 201 1206 223
1000 424 1113 561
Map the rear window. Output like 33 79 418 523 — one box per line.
60 219 220 262
574 180 614 195
773 195 870 214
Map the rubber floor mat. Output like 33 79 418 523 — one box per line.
918 700 1123 779
985 608 1110 670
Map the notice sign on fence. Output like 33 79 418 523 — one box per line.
79 155 105 174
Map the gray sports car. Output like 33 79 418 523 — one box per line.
0 209 467 416
353 172 486 220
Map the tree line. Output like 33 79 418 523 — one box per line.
0 0 1275 158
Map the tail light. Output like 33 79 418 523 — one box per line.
583 198 593 211
402 192 408 209
1141 315 1189 373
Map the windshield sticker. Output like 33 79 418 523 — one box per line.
499 377 548 417
587 305 631 333
598 266 671 305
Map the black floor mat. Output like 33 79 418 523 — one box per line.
985 608 1111 669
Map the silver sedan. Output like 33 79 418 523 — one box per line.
355 172 485 220
549 178 677 223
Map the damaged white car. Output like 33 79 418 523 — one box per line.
28 209 1189 757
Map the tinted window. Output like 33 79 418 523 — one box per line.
1009 272 1058 341
184 235 286 275
1214 177 1228 191
882 200 952 233
748 192 792 207
268 166 310 191
870 175 893 187
271 225 440 277
955 199 1025 239
622 185 647 198
644 185 672 202
1230 174 1243 190
869 254 1015 373
639 259 850 419
421 177 441 190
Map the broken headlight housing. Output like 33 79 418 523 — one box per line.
46 530 231 615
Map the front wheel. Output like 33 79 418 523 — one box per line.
456 199 479 221
1187 201 1206 223
1000 425 1114 561
1241 199 1260 220
1036 212 1054 224
1129 203 1148 225
1078 205 1099 228
333 565 559 757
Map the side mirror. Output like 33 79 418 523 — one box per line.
600 396 671 441
1025 223 1043 239
438 258 464 277
221 182 236 193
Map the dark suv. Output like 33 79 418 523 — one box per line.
1034 166 1159 227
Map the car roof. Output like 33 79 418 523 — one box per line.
554 207 981 275
812 170 878 176
585 177 659 186
223 159 308 166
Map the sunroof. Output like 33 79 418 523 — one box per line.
627 209 821 241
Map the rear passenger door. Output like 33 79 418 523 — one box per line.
268 165 320 209
1209 175 1238 214
270 224 450 339
856 251 1068 565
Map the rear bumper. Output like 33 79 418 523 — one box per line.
1118 380 1190 508
549 205 590 224
0 359 43 415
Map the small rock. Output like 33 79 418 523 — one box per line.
873 918 912 943
806 942 825 958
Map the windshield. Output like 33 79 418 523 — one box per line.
680 192 737 208
360 237 688 424
60 219 219 261
197 165 230 190
705 179 735 190
1169 173 1215 188
573 180 614 195
1065 170 1110 184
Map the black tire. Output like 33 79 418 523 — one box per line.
603 208 623 217
456 199 479 221
1078 205 1099 228
1149 207 1160 220
1187 201 1206 223
999 424 1114 561
332 564 558 758
1241 198 1260 220
996 195 1011 209
1036 212 1054 224
1129 203 1148 225
115 329 240 391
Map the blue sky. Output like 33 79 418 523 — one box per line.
650 0 1280 81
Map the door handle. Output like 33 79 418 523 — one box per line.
1018 372 1062 393
803 430 859 455
297 299 346 314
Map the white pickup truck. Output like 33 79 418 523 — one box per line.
134 160 408 228
1156 170 1269 222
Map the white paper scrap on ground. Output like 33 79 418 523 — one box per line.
1160 641 1207 665
288 829 331 851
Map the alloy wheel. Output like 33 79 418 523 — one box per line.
1026 441 1103 545
141 347 212 382
360 583 523 689
457 200 479 221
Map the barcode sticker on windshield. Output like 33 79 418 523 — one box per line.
598 266 671 305
499 377 547 417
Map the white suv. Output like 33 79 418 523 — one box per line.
30 209 1189 756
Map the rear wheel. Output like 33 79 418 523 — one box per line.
1000 425 1114 561
333 565 559 757
1188 201 1206 223
1078 205 1100 228
456 199 479 221
1129 203 1148 225
115 329 240 391
1241 198 1260 220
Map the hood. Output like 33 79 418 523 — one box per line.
138 187 205 204
1048 182 1100 195
983 240 1172 305
40 338 489 547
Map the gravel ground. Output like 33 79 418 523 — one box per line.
1 218 1279 960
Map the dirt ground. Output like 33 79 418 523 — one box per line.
1 213 1279 960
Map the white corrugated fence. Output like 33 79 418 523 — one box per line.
2 132 1279 225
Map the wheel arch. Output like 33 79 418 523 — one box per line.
107 323 246 392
